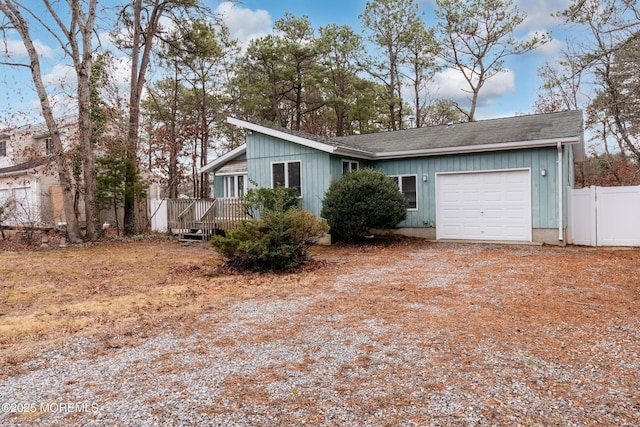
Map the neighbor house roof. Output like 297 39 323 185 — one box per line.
0 157 51 177
203 110 585 171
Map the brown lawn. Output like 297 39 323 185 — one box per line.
0 237 639 426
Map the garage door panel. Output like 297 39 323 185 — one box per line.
483 208 502 218
483 193 503 202
436 170 532 242
462 191 480 201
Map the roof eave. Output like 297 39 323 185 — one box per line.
372 136 583 160
227 117 337 154
201 144 247 174
332 146 375 160
0 165 41 178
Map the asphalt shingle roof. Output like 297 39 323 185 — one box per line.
331 110 583 154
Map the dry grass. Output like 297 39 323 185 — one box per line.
1 237 640 425
0 239 222 371
0 237 333 373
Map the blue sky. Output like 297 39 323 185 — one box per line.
0 0 574 128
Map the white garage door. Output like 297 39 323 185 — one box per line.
436 170 532 242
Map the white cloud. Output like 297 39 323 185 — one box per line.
529 31 564 56
1 37 54 59
518 0 571 31
432 67 516 108
216 2 272 49
421 0 570 38
42 63 76 87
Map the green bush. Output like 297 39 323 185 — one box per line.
211 188 329 272
321 168 407 242
244 187 300 218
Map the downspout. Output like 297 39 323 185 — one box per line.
557 142 563 241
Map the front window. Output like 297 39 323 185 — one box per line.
45 137 54 155
223 175 247 198
272 161 301 195
0 140 6 157
342 160 359 174
391 175 417 210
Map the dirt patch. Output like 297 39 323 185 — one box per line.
0 238 639 425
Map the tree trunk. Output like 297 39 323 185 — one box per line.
199 78 210 199
75 0 98 240
124 0 165 235
388 46 397 131
124 0 144 236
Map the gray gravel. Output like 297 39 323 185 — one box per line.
1 243 639 426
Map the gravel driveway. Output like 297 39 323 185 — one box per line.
1 240 639 426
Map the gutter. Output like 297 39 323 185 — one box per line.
370 137 582 160
558 142 563 241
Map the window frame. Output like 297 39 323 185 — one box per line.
271 160 302 196
222 174 248 198
45 137 54 156
342 160 359 174
390 174 418 211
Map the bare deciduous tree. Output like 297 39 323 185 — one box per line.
113 0 202 235
0 0 99 242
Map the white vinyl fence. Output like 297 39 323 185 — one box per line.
149 199 168 233
568 186 640 246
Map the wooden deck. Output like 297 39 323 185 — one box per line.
167 198 247 240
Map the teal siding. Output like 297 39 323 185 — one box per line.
329 156 344 186
375 147 561 229
216 133 571 234
213 173 222 198
247 133 330 215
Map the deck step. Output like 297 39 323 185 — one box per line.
180 232 211 241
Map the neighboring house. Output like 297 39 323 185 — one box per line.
202 110 585 245
0 117 80 227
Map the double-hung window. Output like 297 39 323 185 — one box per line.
342 160 359 174
391 175 418 210
272 161 301 196
0 140 6 157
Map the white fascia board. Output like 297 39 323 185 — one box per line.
332 146 374 160
227 117 336 154
0 170 29 178
200 144 247 174
372 137 582 160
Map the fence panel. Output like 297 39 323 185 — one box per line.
568 187 596 246
149 199 167 232
596 186 640 246
568 186 640 246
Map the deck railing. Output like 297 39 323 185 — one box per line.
167 198 247 238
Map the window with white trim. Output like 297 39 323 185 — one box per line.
342 160 359 174
223 175 247 198
391 175 418 210
0 140 6 157
272 161 301 195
